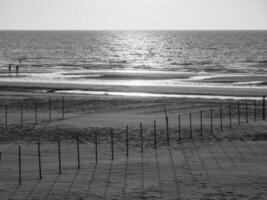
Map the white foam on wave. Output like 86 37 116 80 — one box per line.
1 68 267 89
55 90 263 100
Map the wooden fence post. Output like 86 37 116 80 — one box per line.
245 99 248 123
140 122 143 154
62 96 65 120
220 107 223 131
153 120 157 149
77 136 80 169
126 126 129 157
178 115 181 141
111 129 114 160
166 116 170 145
95 132 98 165
229 104 232 128
254 100 257 121
49 99 51 122
35 100 38 125
18 145 22 185
37 143 42 179
263 96 265 120
5 105 7 128
237 101 240 125
210 109 213 136
58 140 62 174
189 112 192 139
20 102 23 128
200 110 203 136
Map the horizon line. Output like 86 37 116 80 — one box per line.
0 29 267 31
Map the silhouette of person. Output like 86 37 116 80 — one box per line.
15 65 19 75
8 64 11 72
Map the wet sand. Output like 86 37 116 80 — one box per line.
1 79 267 97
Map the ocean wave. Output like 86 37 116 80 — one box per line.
54 90 263 100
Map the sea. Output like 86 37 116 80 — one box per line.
0 30 266 90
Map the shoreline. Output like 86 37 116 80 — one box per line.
0 80 267 98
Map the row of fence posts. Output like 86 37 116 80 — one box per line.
3 97 65 128
3 96 265 129
16 96 266 185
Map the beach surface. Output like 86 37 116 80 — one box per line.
0 82 267 199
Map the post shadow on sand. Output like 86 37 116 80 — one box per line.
43 174 60 200
242 140 260 160
254 140 267 154
7 184 20 200
63 169 81 199
122 157 129 200
149 119 163 198
190 139 210 177
179 141 195 182
85 164 98 198
153 146 163 199
201 139 223 171
216 140 237 169
24 179 41 200
103 160 114 200
228 140 246 161
167 144 181 198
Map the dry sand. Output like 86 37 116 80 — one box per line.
0 83 267 199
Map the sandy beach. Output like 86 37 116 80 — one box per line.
0 1 266 198
0 80 267 199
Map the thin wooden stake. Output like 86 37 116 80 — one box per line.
178 115 181 141
62 96 65 120
229 104 232 128
20 102 23 128
237 101 240 125
189 112 192 139
5 105 7 128
126 126 129 157
166 116 170 145
95 132 98 165
111 129 114 160
77 136 80 169
254 100 257 121
200 110 203 136
58 140 62 174
18 145 22 185
245 99 248 123
35 100 38 125
153 120 157 149
210 109 213 136
49 99 51 122
263 96 265 120
140 122 143 154
37 143 42 179
220 107 223 131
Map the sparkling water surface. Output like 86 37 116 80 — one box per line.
0 30 266 88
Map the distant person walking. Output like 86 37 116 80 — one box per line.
8 64 12 76
15 65 19 75
8 64 11 72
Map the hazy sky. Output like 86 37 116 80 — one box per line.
0 0 266 30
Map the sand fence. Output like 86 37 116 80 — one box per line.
0 96 266 188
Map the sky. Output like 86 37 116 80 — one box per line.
0 0 266 30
